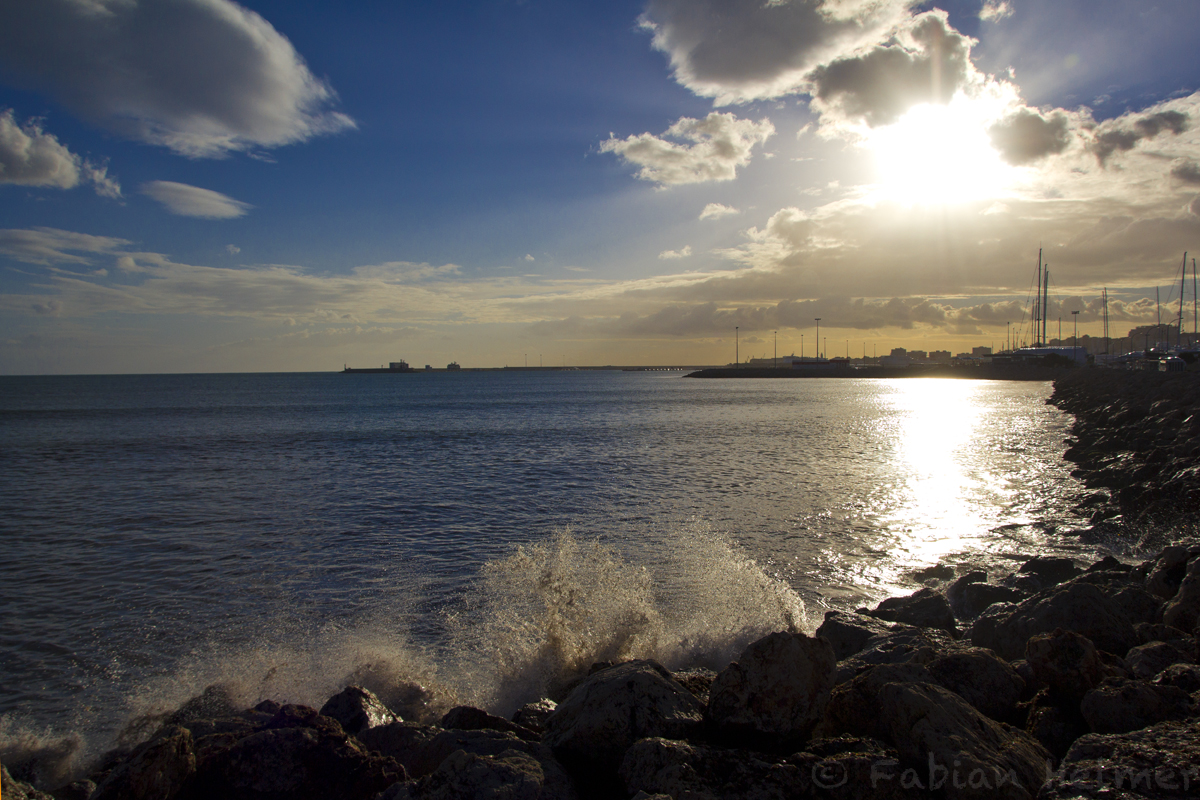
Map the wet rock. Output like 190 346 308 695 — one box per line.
969 582 1137 659
956 584 1027 621
320 686 400 736
926 647 1025 722
818 663 936 741
834 629 952 684
1146 546 1193 599
1 764 55 800
398 730 574 798
867 588 958 635
1079 678 1192 735
441 706 538 741
1153 663 1200 694
542 660 703 773
1018 557 1081 589
1163 556 1200 632
1084 555 1129 574
817 611 915 661
169 685 241 725
1111 586 1165 626
671 667 716 706
618 737 804 800
1126 640 1195 681
49 779 95 800
911 563 956 583
1024 629 1107 705
356 722 443 776
1040 719 1200 799
386 747 572 800
511 700 557 735
707 631 836 747
946 571 987 617
91 725 196 800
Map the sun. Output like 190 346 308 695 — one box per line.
867 97 1015 205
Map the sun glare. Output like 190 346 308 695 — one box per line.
868 99 1014 206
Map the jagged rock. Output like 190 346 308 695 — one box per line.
671 668 716 706
1134 622 1191 645
707 631 836 747
969 582 1137 659
511 700 557 734
946 571 987 616
956 584 1027 621
618 737 805 800
1 764 54 800
91 725 196 800
1146 546 1193 599
817 611 916 661
320 686 400 736
180 705 404 800
926 647 1025 722
1024 629 1107 704
1079 678 1192 735
356 722 444 776
1018 557 1081 589
819 663 938 740
441 706 537 741
49 779 96 800
169 685 241 724
1111 586 1165 626
911 563 956 582
867 588 958 635
1040 719 1200 799
834 629 952 684
1022 689 1087 760
541 660 703 773
384 747 571 800
1153 663 1200 694
1126 640 1195 680
390 730 574 798
1163 556 1200 632
1084 555 1129 574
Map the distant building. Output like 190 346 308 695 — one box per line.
447 362 461 370
972 346 992 357
890 347 907 357
930 350 951 364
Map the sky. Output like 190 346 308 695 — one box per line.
2 0 1200 373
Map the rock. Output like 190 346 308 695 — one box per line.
1153 663 1200 694
1079 678 1191 735
1 764 55 800
91 725 196 800
1111 586 1165 626
399 730 574 798
49 779 96 800
946 571 987 617
541 660 703 773
671 668 716 706
1125 640 1194 680
1164 556 1200 632
956 584 1027 621
1024 629 1107 704
1084 555 1129 574
834 629 953 684
356 722 443 776
181 710 404 800
818 663 936 742
511 700 557 734
817 611 915 661
320 686 400 736
707 631 836 747
393 747 571 800
1017 557 1080 589
1040 719 1200 799
969 582 1137 659
169 685 241 724
618 737 805 800
911 563 956 582
440 706 538 741
925 647 1025 722
1134 622 1191 645
1146 545 1193 599
1022 689 1087 760
867 588 958 635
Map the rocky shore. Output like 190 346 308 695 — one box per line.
6 369 1200 800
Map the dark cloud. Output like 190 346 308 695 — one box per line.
0 0 354 157
1170 160 1200 185
640 0 915 103
809 11 974 127
1091 110 1189 164
988 108 1072 165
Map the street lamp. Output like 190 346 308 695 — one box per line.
815 319 821 358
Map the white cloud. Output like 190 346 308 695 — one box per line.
979 1 1014 22
600 112 774 185
0 0 355 158
0 227 130 265
0 109 120 196
658 246 692 259
141 181 252 219
524 254 535 262
699 203 740 220
225 244 241 256
639 0 917 104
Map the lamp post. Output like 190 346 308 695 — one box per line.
815 319 821 358
801 334 804 359
774 330 777 369
1072 310 1080 364
735 326 739 368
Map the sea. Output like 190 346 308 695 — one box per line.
0 370 1116 782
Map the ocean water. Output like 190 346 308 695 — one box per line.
0 371 1109 779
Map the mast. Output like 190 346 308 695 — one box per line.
1180 252 1188 346
1102 287 1110 355
1042 266 1050 346
1194 257 1198 346
1156 286 1162 348
1034 249 1042 346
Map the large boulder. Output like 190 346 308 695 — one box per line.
401 729 570 791
1024 629 1107 704
618 737 805 800
1040 720 1200 799
707 632 836 747
1017 557 1080 589
91 726 196 800
1125 640 1194 681
867 588 957 635
1079 678 1192 735
1145 546 1193 599
356 722 444 777
440 706 538 741
1 763 55 800
320 686 400 736
1153 663 1200 694
969 583 1137 659
382 747 572 800
541 660 703 773
834 629 952 685
1163 556 1200 632
816 611 915 661
956 584 1027 621
925 647 1025 722
511 700 557 734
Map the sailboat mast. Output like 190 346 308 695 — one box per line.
1034 249 1042 346
1102 287 1110 355
1042 267 1050 346
1180 252 1188 346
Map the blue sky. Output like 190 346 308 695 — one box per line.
3 0 1200 372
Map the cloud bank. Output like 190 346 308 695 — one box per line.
0 0 355 158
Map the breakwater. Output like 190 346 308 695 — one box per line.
687 364 1069 379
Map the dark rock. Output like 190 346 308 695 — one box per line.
320 686 400 736
834 629 952 684
168 685 240 725
1134 622 1191 645
1146 546 1193 599
1153 663 1200 694
1024 629 1107 705
399 730 574 797
390 746 575 800
1022 689 1087 760
1110 586 1165 626
819 663 936 742
1018 556 1081 588
542 660 703 773
707 631 836 747
817 611 915 661
671 668 716 706
91 725 196 800
946 571 987 617
1164 556 1200 632
356 722 443 777
910 564 956 582
1125 640 1195 680
867 588 958 635
440 706 538 741
969 582 1137 659
511 700 557 734
1040 719 1200 799
1079 678 1191 734
1 764 55 800
926 647 1025 722
957 584 1027 621
619 737 805 800
1084 555 1129 573
48 780 95 800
